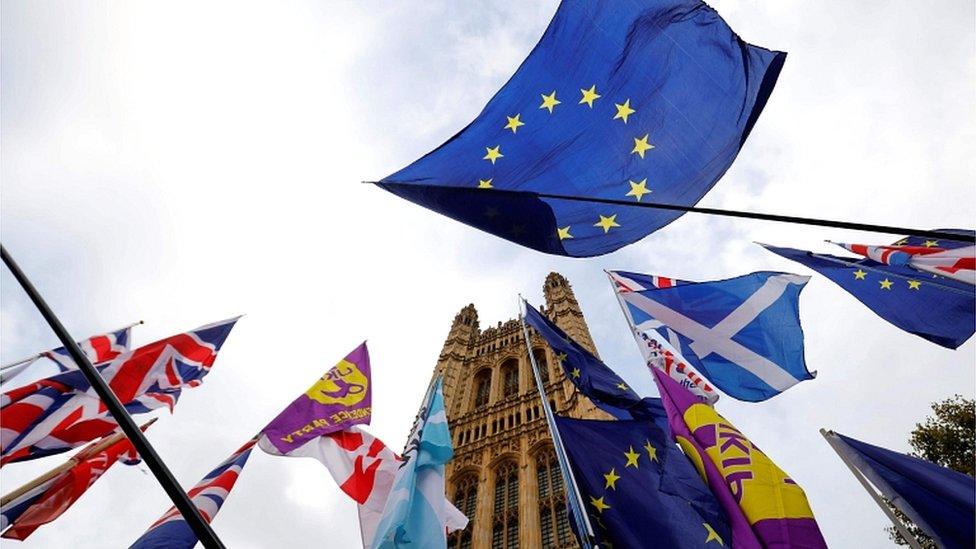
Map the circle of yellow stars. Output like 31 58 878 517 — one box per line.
852 268 921 291
473 83 660 242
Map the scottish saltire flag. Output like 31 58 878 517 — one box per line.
1 425 146 540
555 416 730 548
762 242 975 349
261 342 371 454
619 271 815 402
370 378 461 549
130 437 257 549
0 317 239 465
378 0 785 257
653 369 827 548
0 325 134 385
523 300 666 424
826 431 974 549
609 271 719 403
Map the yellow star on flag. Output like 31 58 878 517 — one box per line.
603 468 620 490
613 99 636 123
594 214 620 234
924 240 939 248
540 91 561 113
579 85 601 108
483 206 500 219
483 146 503 164
504 114 524 134
632 134 654 158
616 382 628 391
557 226 573 240
624 446 640 468
555 352 567 364
626 178 651 201
590 495 611 514
643 440 658 462
478 178 493 189
908 280 921 290
571 367 581 379
879 278 893 290
704 523 724 545
853 269 867 280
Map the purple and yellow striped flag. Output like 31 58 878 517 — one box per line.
652 368 827 548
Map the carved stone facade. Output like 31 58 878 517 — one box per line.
434 273 609 549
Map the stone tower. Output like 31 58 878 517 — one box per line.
435 273 607 549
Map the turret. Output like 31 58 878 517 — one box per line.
434 304 479 417
543 272 598 355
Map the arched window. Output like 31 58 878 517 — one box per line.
501 360 519 398
450 474 479 549
473 369 491 410
533 349 549 383
492 461 519 549
537 448 571 548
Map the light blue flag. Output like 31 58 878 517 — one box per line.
370 378 461 548
618 271 816 402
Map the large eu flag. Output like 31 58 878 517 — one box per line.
379 0 785 257
761 238 975 349
555 416 731 548
523 300 665 424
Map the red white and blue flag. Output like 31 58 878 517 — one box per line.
0 317 239 466
830 240 976 286
0 325 134 386
130 437 257 549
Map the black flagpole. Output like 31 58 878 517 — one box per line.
0 245 225 549
366 182 974 243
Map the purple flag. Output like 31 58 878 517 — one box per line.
261 342 371 454
652 368 828 548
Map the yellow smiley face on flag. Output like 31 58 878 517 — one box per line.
305 359 369 407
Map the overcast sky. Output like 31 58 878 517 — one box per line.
2 1 973 547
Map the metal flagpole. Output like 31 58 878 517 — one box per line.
363 182 975 243
1 320 145 371
1 244 225 549
819 429 923 549
517 297 596 549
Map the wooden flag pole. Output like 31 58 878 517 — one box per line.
1 320 144 372
518 297 596 549
364 182 974 243
0 244 225 549
0 418 158 508
819 429 923 549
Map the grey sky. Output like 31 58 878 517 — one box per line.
1 1 973 547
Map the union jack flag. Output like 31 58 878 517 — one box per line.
608 271 718 404
130 437 257 549
0 317 239 466
1 424 147 540
0 325 134 386
830 238 975 286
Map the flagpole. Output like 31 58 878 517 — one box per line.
0 418 158 508
0 244 225 549
1 320 145 371
517 298 596 549
363 182 974 243
819 429 923 549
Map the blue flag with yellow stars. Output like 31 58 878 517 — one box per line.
761 237 975 349
555 416 730 549
523 300 665 424
378 0 786 257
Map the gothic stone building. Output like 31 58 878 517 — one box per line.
433 273 610 549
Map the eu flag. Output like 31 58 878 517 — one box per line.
523 300 665 424
555 416 731 548
379 0 785 257
761 241 975 349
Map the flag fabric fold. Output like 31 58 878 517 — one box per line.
130 437 257 549
828 431 975 549
522 300 667 425
1 325 134 385
653 368 827 548
379 0 785 257
369 378 465 549
1 425 147 540
554 415 730 549
761 242 975 349
619 271 815 402
0 317 239 465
